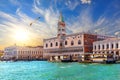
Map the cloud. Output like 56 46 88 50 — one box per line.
65 0 80 10
9 0 21 6
66 7 93 33
66 2 120 36
92 1 120 35
32 0 60 37
80 0 91 4
36 0 40 5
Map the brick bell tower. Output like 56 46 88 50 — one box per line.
57 13 66 49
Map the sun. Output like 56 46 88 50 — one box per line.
14 29 29 41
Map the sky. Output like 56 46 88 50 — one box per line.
0 0 120 49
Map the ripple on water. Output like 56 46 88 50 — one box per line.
0 61 120 80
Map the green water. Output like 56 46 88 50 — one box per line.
0 61 120 80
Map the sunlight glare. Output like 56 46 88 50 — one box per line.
14 29 29 41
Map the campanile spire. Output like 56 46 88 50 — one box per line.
59 12 64 22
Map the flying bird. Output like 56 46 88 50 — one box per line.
30 17 40 26
115 31 120 36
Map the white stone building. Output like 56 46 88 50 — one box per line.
43 13 113 62
93 38 120 62
3 46 43 61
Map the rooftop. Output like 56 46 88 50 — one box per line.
94 37 120 43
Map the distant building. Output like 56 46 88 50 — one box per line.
0 50 4 60
0 50 4 56
3 46 43 61
92 38 120 62
43 13 113 62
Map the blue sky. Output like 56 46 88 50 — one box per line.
0 0 120 49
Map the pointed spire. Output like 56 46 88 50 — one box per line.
59 12 64 22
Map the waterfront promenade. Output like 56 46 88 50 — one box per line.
0 61 120 80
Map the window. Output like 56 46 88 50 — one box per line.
111 44 114 49
71 41 74 46
111 51 114 53
107 44 109 49
94 45 96 50
56 42 58 46
98 45 100 49
50 43 53 47
116 43 119 48
78 40 81 45
65 41 67 45
62 29 64 31
116 51 119 55
46 44 48 47
58 29 60 31
60 43 62 47
102 45 104 49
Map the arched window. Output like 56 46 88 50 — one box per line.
94 45 96 50
116 51 119 55
56 42 58 46
46 44 48 47
50 43 53 47
60 42 62 47
107 44 109 49
65 41 67 45
98 45 100 49
102 45 104 49
111 44 114 48
116 43 119 48
71 41 74 46
78 40 81 45
58 29 60 31
62 29 65 31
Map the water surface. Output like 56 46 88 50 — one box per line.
0 61 120 80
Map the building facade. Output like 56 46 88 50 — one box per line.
92 38 120 62
43 13 113 62
3 46 43 61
